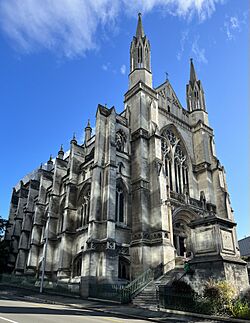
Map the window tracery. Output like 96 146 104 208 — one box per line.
116 130 127 153
161 129 189 194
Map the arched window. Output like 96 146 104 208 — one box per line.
138 44 142 64
73 255 82 277
115 185 125 224
145 45 149 69
161 128 189 195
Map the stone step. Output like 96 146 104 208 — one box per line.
131 267 186 310
133 299 157 304
133 298 157 302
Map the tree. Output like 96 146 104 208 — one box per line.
0 216 10 273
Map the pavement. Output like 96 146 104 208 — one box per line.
0 285 243 323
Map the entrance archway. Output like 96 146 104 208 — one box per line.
172 208 197 258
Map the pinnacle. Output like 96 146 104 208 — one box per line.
136 12 145 38
190 58 197 86
86 119 91 128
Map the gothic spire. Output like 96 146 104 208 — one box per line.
129 13 152 88
186 58 206 112
190 58 197 87
136 13 145 38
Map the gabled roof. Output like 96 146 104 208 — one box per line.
155 79 184 110
238 236 250 257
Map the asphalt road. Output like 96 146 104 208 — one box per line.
0 298 149 323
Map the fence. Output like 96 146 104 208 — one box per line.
158 286 196 312
89 264 164 303
0 273 80 297
89 283 124 302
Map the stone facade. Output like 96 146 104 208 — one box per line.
5 14 248 294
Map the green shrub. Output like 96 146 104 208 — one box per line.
202 279 236 316
241 286 250 306
231 299 250 319
198 279 250 319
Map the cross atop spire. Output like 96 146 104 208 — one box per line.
136 13 145 38
190 58 197 86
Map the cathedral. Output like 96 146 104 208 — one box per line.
5 14 248 296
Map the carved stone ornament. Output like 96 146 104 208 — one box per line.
116 130 127 152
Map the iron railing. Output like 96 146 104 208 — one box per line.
0 273 80 296
158 286 196 312
121 262 169 303
121 267 154 303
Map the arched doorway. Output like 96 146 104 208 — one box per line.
118 256 130 281
172 208 197 258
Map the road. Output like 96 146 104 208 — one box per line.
0 287 219 323
0 298 149 323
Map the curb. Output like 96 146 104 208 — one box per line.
160 308 250 323
22 296 188 322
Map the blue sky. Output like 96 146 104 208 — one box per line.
0 0 249 239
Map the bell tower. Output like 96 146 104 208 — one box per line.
129 13 152 89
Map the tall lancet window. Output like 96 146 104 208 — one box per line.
138 43 143 68
161 128 189 195
115 185 125 224
145 45 149 69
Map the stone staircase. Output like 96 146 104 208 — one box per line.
132 265 185 310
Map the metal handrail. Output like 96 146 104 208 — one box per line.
121 260 175 303
121 267 154 303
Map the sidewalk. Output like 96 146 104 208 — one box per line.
0 285 247 323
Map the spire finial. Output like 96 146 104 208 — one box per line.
86 119 91 128
58 144 64 159
190 58 197 86
136 12 145 38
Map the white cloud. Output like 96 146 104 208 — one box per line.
191 37 208 64
0 0 224 58
177 30 189 61
224 15 241 41
120 64 126 75
0 0 119 58
123 0 224 21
